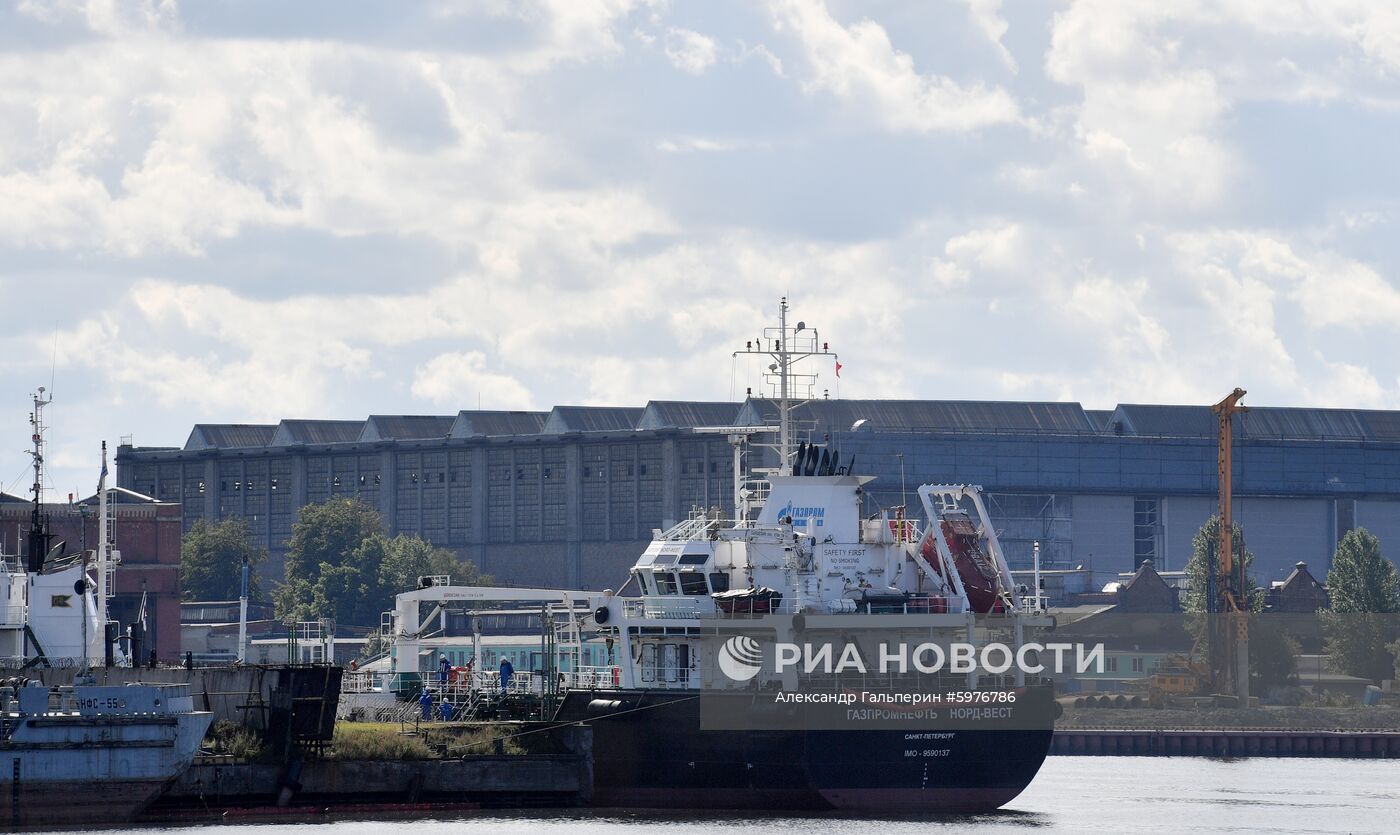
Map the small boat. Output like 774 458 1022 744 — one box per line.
1 680 214 828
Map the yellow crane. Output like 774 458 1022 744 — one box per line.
1211 387 1250 703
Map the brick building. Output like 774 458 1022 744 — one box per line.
0 489 182 660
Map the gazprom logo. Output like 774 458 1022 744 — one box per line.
717 636 764 681
777 501 825 527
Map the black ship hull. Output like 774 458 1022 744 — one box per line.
555 686 1054 813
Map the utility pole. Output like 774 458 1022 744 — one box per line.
1211 387 1250 704
237 553 250 664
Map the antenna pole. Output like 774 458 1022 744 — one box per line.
238 555 250 664
26 388 52 574
98 441 110 629
778 298 790 467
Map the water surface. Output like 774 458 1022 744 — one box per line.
103 757 1400 835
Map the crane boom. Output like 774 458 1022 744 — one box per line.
1210 387 1250 703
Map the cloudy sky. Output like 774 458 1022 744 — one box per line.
2 0 1399 498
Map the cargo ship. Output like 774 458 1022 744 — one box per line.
387 300 1056 812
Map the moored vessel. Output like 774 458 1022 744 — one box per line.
0 390 214 828
387 300 1057 812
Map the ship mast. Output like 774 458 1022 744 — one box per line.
26 388 52 574
733 297 838 472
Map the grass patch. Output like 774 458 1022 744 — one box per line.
328 721 533 759
206 720 270 762
331 722 436 760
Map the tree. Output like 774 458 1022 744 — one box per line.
275 497 492 626
1321 528 1400 682
1182 515 1262 613
181 518 266 601
1326 529 1400 613
1250 619 1300 693
275 498 382 621
377 534 491 594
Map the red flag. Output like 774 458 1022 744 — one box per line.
835 361 843 377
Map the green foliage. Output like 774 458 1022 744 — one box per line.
275 498 492 626
281 498 383 586
1325 529 1400 614
180 518 266 601
206 720 269 762
329 722 524 760
1249 618 1300 692
1182 515 1262 613
1321 529 1400 682
331 722 434 760
275 498 383 621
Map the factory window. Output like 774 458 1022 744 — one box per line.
1133 498 1160 566
543 467 552 480
583 466 591 478
1106 657 1118 673
1131 658 1144 673
639 464 647 476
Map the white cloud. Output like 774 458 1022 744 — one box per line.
3 0 1400 493
18 0 178 35
770 0 1020 133
943 224 1026 274
960 0 1016 73
411 351 535 410
664 27 717 75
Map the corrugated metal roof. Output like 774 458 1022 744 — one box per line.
0 491 27 503
359 415 455 442
1358 411 1400 442
735 398 1094 434
636 401 743 429
1111 405 1215 437
450 410 548 438
1083 410 1114 432
1237 408 1369 441
271 419 365 446
184 424 276 450
1115 404 1400 441
542 406 644 434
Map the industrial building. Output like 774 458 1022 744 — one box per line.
116 398 1400 591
